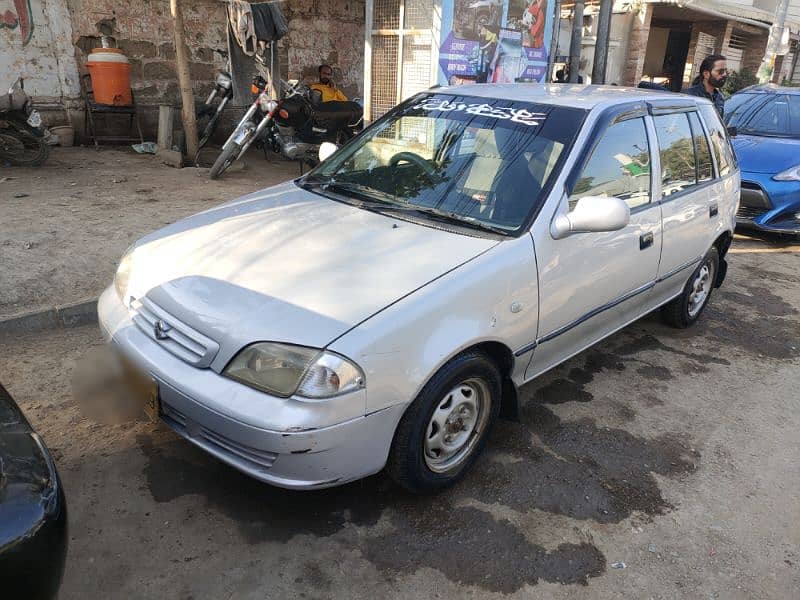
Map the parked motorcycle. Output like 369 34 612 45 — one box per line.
209 76 362 180
194 70 233 165
0 78 49 167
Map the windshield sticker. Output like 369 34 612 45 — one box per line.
409 99 547 127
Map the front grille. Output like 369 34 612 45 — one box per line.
132 297 219 368
161 401 278 470
739 182 772 210
736 205 765 221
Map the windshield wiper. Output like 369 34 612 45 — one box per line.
387 205 511 236
303 177 510 236
302 177 397 205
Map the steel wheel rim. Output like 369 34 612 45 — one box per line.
424 378 490 474
688 261 715 317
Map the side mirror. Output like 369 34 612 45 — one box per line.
551 196 630 239
726 126 738 138
318 142 338 162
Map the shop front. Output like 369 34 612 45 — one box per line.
364 0 556 121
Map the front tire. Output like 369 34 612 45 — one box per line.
209 141 240 180
387 350 501 493
661 247 719 328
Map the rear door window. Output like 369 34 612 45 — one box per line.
653 113 697 197
699 104 736 175
569 117 652 210
688 111 714 182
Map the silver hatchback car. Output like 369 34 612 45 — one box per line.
99 85 739 493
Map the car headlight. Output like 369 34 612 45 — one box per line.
258 94 277 113
223 342 365 399
114 248 133 302
773 165 800 181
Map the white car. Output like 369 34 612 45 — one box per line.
99 85 739 492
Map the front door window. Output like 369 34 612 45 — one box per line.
569 117 652 210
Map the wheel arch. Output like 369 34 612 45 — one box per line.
472 341 520 421
712 230 732 287
424 340 520 423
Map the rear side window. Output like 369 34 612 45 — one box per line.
699 104 736 176
653 113 696 197
688 111 713 182
569 117 651 210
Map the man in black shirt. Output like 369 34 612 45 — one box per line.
684 55 728 118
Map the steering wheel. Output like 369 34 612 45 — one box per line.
389 151 437 179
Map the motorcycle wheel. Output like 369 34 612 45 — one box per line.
0 125 49 167
209 141 241 180
194 112 221 166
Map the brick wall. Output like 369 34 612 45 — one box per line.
66 0 366 105
31 0 366 140
67 0 228 105
279 0 366 100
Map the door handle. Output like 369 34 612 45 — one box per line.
639 231 654 250
709 204 718 217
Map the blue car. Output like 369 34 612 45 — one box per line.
725 85 800 235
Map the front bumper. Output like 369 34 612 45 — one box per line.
98 287 405 489
737 173 800 234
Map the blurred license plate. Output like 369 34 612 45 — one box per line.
120 358 159 422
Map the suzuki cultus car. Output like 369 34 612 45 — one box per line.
99 85 739 493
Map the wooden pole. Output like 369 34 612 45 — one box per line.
170 0 198 160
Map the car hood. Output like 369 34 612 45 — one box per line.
127 182 497 360
732 134 800 174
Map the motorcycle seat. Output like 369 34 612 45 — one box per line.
312 101 362 129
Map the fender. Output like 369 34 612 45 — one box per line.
329 236 539 417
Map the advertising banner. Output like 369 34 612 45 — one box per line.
438 0 552 86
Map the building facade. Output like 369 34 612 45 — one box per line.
2 0 799 138
0 0 367 134
558 0 800 88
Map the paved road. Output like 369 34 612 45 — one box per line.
1 234 798 599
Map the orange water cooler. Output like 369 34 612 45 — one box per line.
86 48 132 106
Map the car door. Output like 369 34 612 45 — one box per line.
649 106 720 304
525 107 662 380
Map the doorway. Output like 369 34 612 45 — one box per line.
663 29 691 91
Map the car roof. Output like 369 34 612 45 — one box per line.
734 83 800 96
429 83 701 110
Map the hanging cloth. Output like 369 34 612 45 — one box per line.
227 0 256 56
251 2 289 43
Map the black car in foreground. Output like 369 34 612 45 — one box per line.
0 382 67 599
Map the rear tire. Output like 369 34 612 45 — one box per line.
661 247 719 328
387 350 501 494
0 125 49 166
209 142 240 180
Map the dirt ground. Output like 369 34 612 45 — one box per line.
1 146 799 598
0 239 798 598
0 147 301 319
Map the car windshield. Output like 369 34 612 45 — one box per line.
303 93 585 234
725 92 800 138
